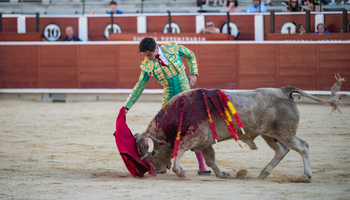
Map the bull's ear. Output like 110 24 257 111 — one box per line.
150 136 166 145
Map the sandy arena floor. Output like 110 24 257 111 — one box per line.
0 99 349 199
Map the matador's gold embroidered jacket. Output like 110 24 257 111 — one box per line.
124 42 198 110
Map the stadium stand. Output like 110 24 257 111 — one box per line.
0 0 349 14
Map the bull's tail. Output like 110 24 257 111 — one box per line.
282 74 345 113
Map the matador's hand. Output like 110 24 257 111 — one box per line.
188 75 197 88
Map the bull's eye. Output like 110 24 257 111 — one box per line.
151 151 155 156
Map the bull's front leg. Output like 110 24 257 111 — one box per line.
172 148 186 179
172 127 208 179
201 145 232 179
172 131 196 179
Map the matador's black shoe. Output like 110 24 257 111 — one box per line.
198 170 212 176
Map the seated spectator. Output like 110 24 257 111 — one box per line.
340 0 350 4
306 0 315 11
285 0 304 11
199 20 220 34
246 0 267 13
306 0 323 11
315 23 330 34
108 1 123 14
295 24 306 34
202 0 227 7
214 0 227 6
226 0 242 12
341 21 350 33
202 0 209 7
264 0 275 6
328 0 336 5
61 26 81 41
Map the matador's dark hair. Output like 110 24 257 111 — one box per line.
138 37 157 53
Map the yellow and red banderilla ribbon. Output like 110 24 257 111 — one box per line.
171 106 185 159
203 90 245 149
173 90 246 158
218 91 245 134
202 91 219 148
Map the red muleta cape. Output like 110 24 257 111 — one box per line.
113 107 156 177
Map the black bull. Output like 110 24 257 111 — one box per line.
134 77 344 180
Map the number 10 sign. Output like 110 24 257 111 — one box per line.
43 24 62 41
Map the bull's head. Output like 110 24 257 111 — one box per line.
134 133 172 174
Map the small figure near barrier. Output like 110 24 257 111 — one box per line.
246 0 267 13
295 23 306 34
61 26 81 41
315 23 330 34
108 1 123 14
199 20 220 34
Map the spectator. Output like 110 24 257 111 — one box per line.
328 0 336 5
202 0 208 7
306 0 315 11
306 0 323 11
226 0 242 12
340 0 350 4
61 26 81 41
285 0 304 11
108 1 123 14
199 20 220 34
315 23 330 34
264 0 275 6
246 0 267 13
214 0 227 6
295 24 306 34
202 0 227 7
341 21 350 33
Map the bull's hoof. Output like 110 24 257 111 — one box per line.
249 146 258 151
218 171 232 179
258 169 270 179
173 167 186 179
300 174 312 183
302 173 312 179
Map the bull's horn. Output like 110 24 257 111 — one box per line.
140 152 150 160
141 138 154 160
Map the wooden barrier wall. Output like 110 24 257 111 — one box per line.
88 16 138 41
3 12 350 41
0 33 41 41
147 15 196 33
0 42 349 91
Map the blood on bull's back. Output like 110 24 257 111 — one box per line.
154 89 225 146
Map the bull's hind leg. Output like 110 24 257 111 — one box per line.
259 135 290 179
276 134 312 180
201 145 231 179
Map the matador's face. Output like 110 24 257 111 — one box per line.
142 48 158 61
